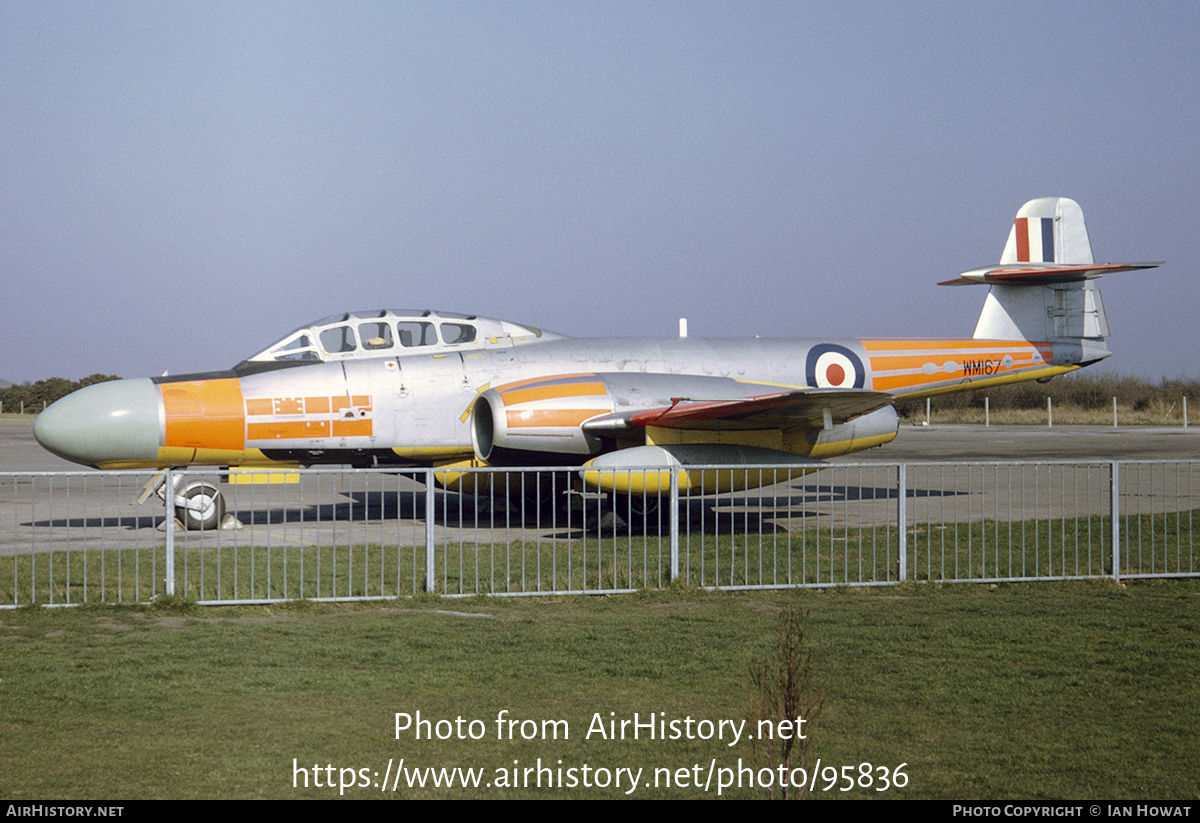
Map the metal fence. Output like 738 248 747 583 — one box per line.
2 461 1197 607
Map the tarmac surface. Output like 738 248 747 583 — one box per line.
844 422 1200 463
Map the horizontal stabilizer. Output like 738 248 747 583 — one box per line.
940 261 1163 287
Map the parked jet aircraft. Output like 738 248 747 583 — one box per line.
34 197 1160 527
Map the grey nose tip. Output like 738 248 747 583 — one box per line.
33 379 160 467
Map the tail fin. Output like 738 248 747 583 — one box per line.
940 198 1162 360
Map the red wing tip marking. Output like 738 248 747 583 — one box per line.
943 262 1163 286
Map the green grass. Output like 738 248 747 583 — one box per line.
0 581 1197 799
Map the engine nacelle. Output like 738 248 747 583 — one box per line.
471 380 614 465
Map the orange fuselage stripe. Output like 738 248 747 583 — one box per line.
860 338 1050 351
501 382 608 407
494 373 595 393
248 420 331 440
867 351 1044 372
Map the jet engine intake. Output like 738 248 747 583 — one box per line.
470 382 613 465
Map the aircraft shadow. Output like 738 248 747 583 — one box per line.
18 515 171 530
18 482 966 534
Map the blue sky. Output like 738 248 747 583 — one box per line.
3 1 1198 383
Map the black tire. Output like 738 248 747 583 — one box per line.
178 483 225 530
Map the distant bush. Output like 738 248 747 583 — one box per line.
0 374 122 414
896 372 1200 424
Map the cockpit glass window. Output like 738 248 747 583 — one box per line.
359 322 393 350
271 333 320 361
320 325 357 354
440 323 477 345
396 322 436 347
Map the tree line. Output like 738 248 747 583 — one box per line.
894 371 1198 424
0 375 122 414
901 372 1197 412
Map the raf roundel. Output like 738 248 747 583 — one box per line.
805 344 865 389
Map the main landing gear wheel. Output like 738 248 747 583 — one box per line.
520 471 575 511
625 493 660 518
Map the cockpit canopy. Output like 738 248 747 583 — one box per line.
242 309 562 364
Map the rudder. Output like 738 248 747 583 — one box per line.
999 196 1094 266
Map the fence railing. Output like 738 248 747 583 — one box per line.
2 461 1196 606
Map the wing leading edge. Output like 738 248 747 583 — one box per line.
583 387 893 433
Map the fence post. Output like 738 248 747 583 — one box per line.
1113 397 1118 428
1184 396 1189 429
424 467 436 593
164 470 176 596
1110 462 1120 583
669 469 680 583
1047 396 1052 428
897 464 907 582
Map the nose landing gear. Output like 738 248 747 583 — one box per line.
139 474 227 530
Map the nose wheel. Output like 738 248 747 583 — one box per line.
176 481 226 530
143 475 226 530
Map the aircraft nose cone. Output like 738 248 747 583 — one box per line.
33 379 161 468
